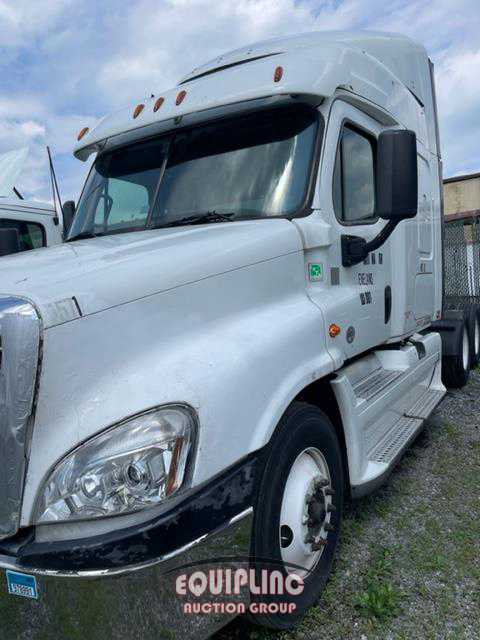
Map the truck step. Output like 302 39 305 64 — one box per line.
353 369 403 401
404 388 445 420
369 416 423 465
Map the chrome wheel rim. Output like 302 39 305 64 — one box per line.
279 447 334 577
463 327 470 371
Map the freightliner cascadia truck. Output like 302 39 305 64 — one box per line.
0 31 473 639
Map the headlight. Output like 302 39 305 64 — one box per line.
35 406 195 524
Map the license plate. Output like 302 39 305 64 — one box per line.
6 570 38 599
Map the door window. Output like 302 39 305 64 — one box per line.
333 125 376 224
0 218 46 252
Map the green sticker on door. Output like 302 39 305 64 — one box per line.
309 262 324 282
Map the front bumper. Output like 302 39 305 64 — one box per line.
0 508 252 640
0 454 259 639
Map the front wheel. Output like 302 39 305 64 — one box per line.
248 402 344 630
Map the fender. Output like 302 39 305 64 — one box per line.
21 248 336 525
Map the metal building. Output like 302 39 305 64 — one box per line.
444 172 480 221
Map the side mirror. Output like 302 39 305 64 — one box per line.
0 228 21 257
376 129 418 220
341 129 418 267
62 200 76 236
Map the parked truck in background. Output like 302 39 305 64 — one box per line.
0 147 63 256
0 31 473 638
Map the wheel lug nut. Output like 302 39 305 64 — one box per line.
315 478 329 489
324 488 335 496
312 540 327 551
324 522 335 532
304 534 314 544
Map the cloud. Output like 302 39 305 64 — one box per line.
1 0 479 203
435 49 480 175
0 91 96 201
0 0 73 54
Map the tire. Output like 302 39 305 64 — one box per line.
442 316 471 387
446 302 480 369
475 305 480 368
465 303 480 368
247 402 344 630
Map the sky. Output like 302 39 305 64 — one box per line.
0 0 479 204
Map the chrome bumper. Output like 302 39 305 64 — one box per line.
0 508 252 640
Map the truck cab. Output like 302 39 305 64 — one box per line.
0 198 62 255
0 31 465 638
0 148 62 256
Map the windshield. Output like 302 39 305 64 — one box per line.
69 106 319 239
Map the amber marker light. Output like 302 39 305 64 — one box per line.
329 324 341 338
153 97 165 112
274 66 284 82
77 127 89 141
133 104 145 119
176 90 187 106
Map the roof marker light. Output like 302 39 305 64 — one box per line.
153 97 165 112
77 127 90 141
133 104 145 119
274 66 284 82
176 90 187 106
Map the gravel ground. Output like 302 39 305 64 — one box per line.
216 370 480 640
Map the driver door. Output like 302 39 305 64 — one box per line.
319 100 392 360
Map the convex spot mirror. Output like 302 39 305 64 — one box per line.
376 129 418 221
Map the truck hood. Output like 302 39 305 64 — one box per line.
0 220 302 328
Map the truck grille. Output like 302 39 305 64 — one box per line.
0 296 41 539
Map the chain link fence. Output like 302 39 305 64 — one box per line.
444 215 480 306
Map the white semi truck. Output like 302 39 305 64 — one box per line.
0 148 63 256
0 31 473 638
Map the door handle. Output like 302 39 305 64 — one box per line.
385 286 392 324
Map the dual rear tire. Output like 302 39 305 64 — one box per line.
441 312 471 388
441 302 480 388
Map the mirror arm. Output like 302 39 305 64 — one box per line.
341 219 399 267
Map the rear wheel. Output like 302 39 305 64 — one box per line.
248 402 343 630
445 302 480 369
442 316 470 387
465 303 480 368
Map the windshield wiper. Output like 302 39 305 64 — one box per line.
153 211 235 229
67 230 105 242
